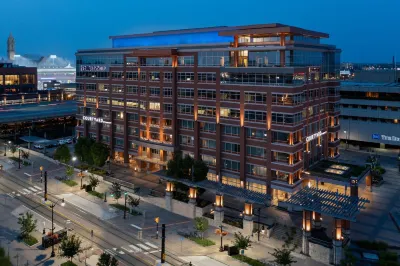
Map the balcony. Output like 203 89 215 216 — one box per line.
328 124 340 132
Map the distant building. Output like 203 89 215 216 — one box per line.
7 33 15 61
339 70 400 148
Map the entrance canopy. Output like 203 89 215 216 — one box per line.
20 136 56 144
157 173 271 205
284 186 370 222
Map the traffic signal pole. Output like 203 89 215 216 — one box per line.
161 224 166 263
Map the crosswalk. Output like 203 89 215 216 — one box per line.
5 185 44 198
104 242 160 256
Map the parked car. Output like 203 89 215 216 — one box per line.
34 144 44 149
58 139 66 145
66 138 73 144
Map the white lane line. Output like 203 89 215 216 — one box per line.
121 246 133 253
18 190 26 195
77 209 87 214
118 250 125 254
23 189 31 194
34 186 42 190
137 244 150 250
130 224 142 230
129 245 141 252
28 187 38 192
149 250 159 254
145 242 158 249
12 191 15 194
7 193 14 198
24 173 32 177
105 249 117 256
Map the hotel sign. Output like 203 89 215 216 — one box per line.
372 134 400 142
306 131 327 142
79 65 108 72
83 116 111 124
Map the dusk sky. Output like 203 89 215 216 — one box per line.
1 0 399 63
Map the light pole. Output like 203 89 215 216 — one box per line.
123 192 128 219
47 198 65 257
44 171 48 201
257 208 261 241
72 156 77 168
104 191 107 202
219 225 224 252
40 166 43 183
155 217 160 239
344 130 348 150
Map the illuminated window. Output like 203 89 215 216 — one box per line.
5 75 19 85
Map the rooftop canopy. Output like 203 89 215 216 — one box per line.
156 172 271 206
283 186 370 222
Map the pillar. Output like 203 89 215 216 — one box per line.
188 187 197 219
302 210 312 255
333 219 343 265
341 220 351 242
350 176 358 197
165 182 174 211
214 193 224 225
243 202 253 236
312 211 322 229
365 172 372 192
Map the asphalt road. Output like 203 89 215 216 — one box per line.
0 171 182 266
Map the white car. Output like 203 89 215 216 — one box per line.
34 144 44 149
58 140 67 145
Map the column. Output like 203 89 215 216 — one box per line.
214 193 224 225
302 210 312 255
365 171 372 192
165 182 174 211
242 202 253 236
188 187 197 219
341 220 351 241
312 211 322 230
333 219 343 265
350 176 358 197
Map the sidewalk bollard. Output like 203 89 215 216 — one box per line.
138 230 142 240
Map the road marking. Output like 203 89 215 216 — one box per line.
145 242 158 249
28 187 38 192
24 173 32 177
105 249 117 256
34 186 42 190
23 189 31 194
16 194 20 197
7 193 14 198
129 245 141 252
77 209 87 214
12 191 15 194
137 244 150 250
130 224 142 230
18 190 26 195
121 246 134 253
149 250 159 254
118 250 125 254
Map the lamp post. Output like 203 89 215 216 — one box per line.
155 217 160 239
219 225 224 252
104 191 107 202
72 156 77 168
257 208 261 241
123 192 128 219
40 166 43 183
344 130 348 150
46 198 65 257
80 170 87 189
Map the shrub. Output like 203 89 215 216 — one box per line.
88 191 103 199
62 180 78 187
85 185 92 192
186 236 215 247
232 255 266 266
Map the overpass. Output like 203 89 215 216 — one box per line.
0 101 76 124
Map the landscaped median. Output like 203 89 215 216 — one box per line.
62 179 78 187
109 203 142 216
88 190 103 199
185 235 215 247
22 235 38 246
232 255 266 266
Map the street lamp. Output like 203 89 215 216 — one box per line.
123 192 128 219
155 217 160 239
72 156 77 167
344 130 348 149
45 197 65 257
215 225 227 252
40 166 43 183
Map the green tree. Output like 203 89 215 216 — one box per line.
10 145 17 156
181 155 194 176
193 160 209 182
59 234 83 262
194 217 209 239
89 175 100 191
127 195 140 209
17 212 37 239
21 150 30 161
91 142 110 167
340 247 357 266
0 247 12 266
232 232 251 250
110 257 119 266
270 227 297 266
110 182 122 203
97 253 112 266
166 152 183 178
54 144 71 164
74 137 94 165
65 166 75 179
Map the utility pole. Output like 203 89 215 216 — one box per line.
161 224 166 263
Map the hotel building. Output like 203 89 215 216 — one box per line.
75 23 341 201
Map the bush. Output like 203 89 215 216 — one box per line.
232 255 266 266
62 180 78 187
88 191 103 199
110 203 127 212
186 236 215 247
60 262 77 266
85 185 92 192
355 240 388 251
22 235 38 246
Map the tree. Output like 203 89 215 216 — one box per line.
54 144 71 164
59 234 83 262
89 175 100 191
270 248 297 266
65 166 75 179
110 182 122 203
0 247 12 266
166 152 183 178
18 212 37 239
194 217 209 239
91 142 110 167
232 232 251 250
340 247 356 266
21 150 30 161
193 160 209 182
10 145 17 156
74 137 94 165
181 155 194 176
127 195 140 209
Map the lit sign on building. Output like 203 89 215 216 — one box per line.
306 131 327 142
372 134 400 142
79 65 108 72
83 116 111 124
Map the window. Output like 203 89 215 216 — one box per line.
164 72 172 83
202 155 216 166
197 73 216 83
247 182 267 194
98 84 109 92
164 119 172 128
272 131 289 144
20 74 35 84
149 102 160 111
198 51 230 67
272 171 290 182
112 84 124 93
140 57 172 66
140 72 147 81
222 142 240 154
114 124 124 134
114 138 124 147
178 88 194 98
200 122 216 133
127 113 139 121
247 146 266 158
272 152 290 163
223 125 240 136
246 164 267 177
140 101 147 110
163 104 173 113
149 71 160 81
127 85 138 94
85 96 96 103
244 111 267 122
179 119 194 130
222 176 240 187
220 108 240 119
150 87 160 96
126 57 138 66
177 104 194 115
177 56 194 66
86 84 96 91
198 106 216 117
149 132 160 141
221 91 240 101
98 97 110 105
245 92 267 104
201 139 216 149
5 75 19 85
112 99 124 106
77 84 84 91
126 71 138 81
100 110 110 118
272 93 305 106
271 112 302 125
126 100 138 108
111 71 123 80
179 135 193 146
128 127 139 136
207 173 218 182
246 128 267 139
198 89 216 100
220 72 304 86
223 159 240 172
140 86 147 95
177 72 194 82
163 88 172 97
